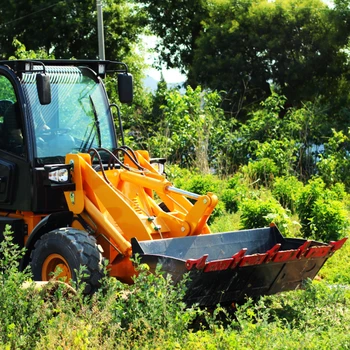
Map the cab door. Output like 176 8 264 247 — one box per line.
0 70 31 210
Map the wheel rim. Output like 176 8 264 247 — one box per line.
42 254 72 282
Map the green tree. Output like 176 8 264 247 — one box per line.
0 0 146 60
142 0 350 118
139 0 207 76
148 85 225 170
193 0 350 116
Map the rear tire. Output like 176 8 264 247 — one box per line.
30 228 104 294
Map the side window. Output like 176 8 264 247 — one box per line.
0 76 24 156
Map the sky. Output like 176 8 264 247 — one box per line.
142 35 187 84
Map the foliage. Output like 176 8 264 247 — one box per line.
138 0 207 76
0 226 48 349
295 177 349 240
309 198 349 242
0 0 146 60
272 176 304 213
220 173 250 213
142 0 350 117
9 39 55 60
239 196 296 236
318 240 350 284
240 158 279 188
317 128 350 190
147 85 225 170
213 93 326 177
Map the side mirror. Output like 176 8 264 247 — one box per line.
118 73 133 104
36 73 51 105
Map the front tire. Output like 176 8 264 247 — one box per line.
30 228 104 294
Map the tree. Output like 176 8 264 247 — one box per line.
0 0 146 60
142 0 350 119
147 85 226 170
139 0 207 75
193 0 350 117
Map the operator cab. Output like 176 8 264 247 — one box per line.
0 59 133 213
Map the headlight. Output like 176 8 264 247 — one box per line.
150 158 166 175
48 168 69 183
152 162 164 175
44 164 72 184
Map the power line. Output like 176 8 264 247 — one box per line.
0 1 64 28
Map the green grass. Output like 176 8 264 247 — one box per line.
318 239 350 284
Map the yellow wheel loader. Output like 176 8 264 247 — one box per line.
0 59 346 306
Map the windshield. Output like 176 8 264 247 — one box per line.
21 66 115 163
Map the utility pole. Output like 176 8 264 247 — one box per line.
96 0 105 60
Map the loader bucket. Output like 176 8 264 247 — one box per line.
131 226 347 307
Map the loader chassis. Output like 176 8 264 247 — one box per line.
0 60 346 307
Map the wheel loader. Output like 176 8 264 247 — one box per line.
0 59 346 307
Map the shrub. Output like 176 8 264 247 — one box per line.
254 139 298 176
221 188 240 213
239 197 293 235
296 177 326 237
0 225 48 349
317 129 350 189
174 173 224 196
241 158 279 188
220 173 250 213
272 176 304 213
310 198 348 242
295 177 349 240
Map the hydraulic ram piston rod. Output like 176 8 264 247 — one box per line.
166 186 201 200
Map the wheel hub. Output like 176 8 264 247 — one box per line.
42 253 72 282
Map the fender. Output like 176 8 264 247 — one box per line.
20 211 73 270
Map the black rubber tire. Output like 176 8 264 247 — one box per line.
30 228 104 294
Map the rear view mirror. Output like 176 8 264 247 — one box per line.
118 73 133 104
36 73 51 105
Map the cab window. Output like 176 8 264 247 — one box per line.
0 76 24 156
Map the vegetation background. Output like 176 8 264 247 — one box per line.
1 0 350 348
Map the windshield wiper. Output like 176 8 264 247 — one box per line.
79 96 102 151
89 95 101 148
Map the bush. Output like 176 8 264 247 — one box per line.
0 225 48 349
310 198 348 242
272 176 304 213
221 188 240 213
239 196 293 235
220 173 250 213
241 158 279 188
317 129 350 189
174 173 224 196
295 177 349 240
